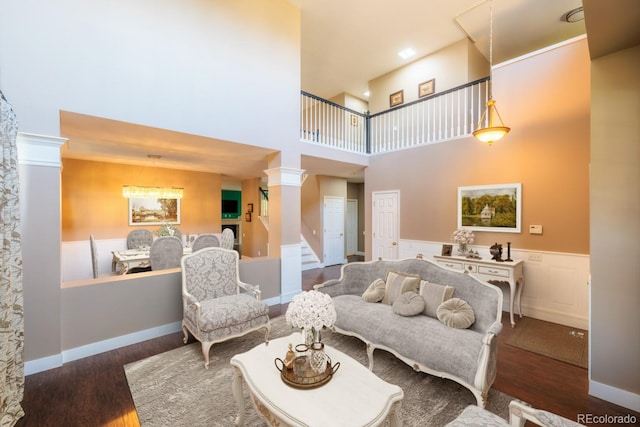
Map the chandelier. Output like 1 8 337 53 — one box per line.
473 0 510 145
122 185 184 199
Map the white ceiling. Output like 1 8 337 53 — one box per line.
61 0 588 182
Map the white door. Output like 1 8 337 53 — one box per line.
323 196 345 266
346 199 358 256
372 191 399 260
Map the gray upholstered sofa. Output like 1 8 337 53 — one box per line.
315 256 503 407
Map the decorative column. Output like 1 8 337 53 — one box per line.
263 166 304 304
17 132 66 373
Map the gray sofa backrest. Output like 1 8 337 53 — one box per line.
324 257 503 334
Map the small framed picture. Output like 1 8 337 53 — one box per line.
441 244 453 256
350 114 358 126
419 79 435 98
390 90 404 108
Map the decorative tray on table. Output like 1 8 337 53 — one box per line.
274 355 340 389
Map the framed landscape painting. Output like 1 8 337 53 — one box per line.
128 197 181 226
457 183 521 233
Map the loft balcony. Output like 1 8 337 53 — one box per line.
300 77 490 154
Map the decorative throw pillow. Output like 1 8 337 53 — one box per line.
392 291 426 317
419 280 455 318
362 278 386 303
436 298 475 329
382 270 421 305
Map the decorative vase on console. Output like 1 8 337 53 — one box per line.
285 290 337 374
451 228 475 257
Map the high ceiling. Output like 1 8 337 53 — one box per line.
61 0 588 182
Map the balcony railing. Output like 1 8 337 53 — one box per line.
300 77 489 154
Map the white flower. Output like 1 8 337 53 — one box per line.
285 290 337 331
451 228 475 245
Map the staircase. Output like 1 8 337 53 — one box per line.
301 235 322 271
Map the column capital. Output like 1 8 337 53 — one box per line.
263 167 305 187
17 132 66 168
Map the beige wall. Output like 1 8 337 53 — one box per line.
368 39 487 114
365 39 591 256
241 178 269 257
61 159 222 242
590 44 640 397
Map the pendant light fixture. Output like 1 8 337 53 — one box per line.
122 154 184 199
473 0 510 145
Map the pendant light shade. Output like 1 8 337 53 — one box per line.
472 100 510 145
473 0 510 145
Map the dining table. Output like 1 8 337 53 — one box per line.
111 246 192 275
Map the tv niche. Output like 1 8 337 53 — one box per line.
222 190 242 219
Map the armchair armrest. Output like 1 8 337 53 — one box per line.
509 400 586 427
238 281 262 300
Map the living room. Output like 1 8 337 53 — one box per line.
1 0 638 425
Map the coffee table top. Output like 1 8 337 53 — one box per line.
230 332 404 426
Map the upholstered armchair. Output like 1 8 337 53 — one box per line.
181 246 271 368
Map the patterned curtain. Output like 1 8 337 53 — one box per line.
0 90 25 426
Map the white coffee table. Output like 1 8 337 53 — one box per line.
230 332 404 426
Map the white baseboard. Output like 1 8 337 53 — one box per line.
25 321 182 375
590 379 640 413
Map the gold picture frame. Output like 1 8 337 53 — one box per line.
389 90 404 108
419 79 435 98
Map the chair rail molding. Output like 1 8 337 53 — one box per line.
17 132 66 167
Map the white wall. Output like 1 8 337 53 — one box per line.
0 0 300 150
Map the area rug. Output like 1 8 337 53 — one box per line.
505 317 588 369
125 316 514 427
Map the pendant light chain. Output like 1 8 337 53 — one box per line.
489 0 494 100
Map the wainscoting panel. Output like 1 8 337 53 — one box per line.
399 240 589 329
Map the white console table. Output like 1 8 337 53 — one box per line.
433 255 524 327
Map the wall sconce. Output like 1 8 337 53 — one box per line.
245 212 252 222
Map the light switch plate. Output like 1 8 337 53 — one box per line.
529 224 543 234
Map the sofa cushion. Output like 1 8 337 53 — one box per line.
420 280 455 318
437 298 475 329
392 291 425 316
382 270 421 305
362 278 386 303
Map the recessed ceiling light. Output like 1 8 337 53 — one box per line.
364 91 370 97
398 48 415 60
564 7 584 23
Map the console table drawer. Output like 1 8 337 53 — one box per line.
436 260 464 271
477 265 510 278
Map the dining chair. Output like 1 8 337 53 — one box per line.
220 228 235 250
149 236 183 270
127 229 153 249
181 246 270 368
191 234 220 252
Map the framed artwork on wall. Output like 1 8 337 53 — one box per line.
390 90 404 107
418 79 435 98
457 183 521 233
128 197 181 226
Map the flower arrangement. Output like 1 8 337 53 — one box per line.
285 290 337 335
156 223 177 237
451 228 475 245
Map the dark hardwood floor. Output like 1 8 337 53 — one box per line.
16 261 638 426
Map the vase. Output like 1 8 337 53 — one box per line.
457 243 468 255
304 327 321 347
309 341 328 374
